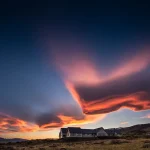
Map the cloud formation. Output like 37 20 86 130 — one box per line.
1 37 150 135
0 113 39 133
0 112 104 133
53 41 150 116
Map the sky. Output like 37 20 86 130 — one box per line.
0 0 150 139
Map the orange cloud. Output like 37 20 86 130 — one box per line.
82 91 150 114
40 122 63 129
0 113 39 133
0 112 105 133
120 121 129 125
66 83 150 114
39 113 105 130
58 113 105 127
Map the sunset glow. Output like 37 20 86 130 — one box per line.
0 1 150 139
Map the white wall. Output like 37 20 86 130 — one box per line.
67 132 82 137
59 130 67 138
97 129 108 136
70 133 82 137
63 128 108 138
82 134 93 137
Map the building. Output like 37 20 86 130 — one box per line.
82 129 94 137
59 127 108 138
67 127 82 137
94 127 108 137
105 128 121 137
59 128 68 138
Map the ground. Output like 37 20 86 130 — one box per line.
0 138 150 150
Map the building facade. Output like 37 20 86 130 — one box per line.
105 128 121 136
59 127 108 138
59 128 68 138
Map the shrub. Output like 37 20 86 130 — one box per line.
144 140 150 144
110 140 122 144
142 143 150 148
110 139 129 145
4 147 16 150
49 144 57 147
93 141 104 145
39 148 46 150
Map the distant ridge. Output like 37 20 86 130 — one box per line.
0 138 27 143
105 123 150 135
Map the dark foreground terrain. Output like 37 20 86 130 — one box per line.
0 138 150 150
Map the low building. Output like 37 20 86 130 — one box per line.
105 128 121 137
82 129 94 137
59 127 108 138
59 128 68 138
67 127 82 137
94 127 108 137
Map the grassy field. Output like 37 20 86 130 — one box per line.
0 138 150 150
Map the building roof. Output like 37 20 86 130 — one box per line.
94 127 104 130
82 129 94 134
60 127 106 134
93 127 104 133
61 128 68 134
68 127 82 133
105 128 121 135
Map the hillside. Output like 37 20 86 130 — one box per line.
0 138 27 143
105 123 150 136
121 123 150 135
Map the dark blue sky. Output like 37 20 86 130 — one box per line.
0 0 150 139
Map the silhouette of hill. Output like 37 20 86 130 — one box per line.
121 123 150 134
105 123 150 135
0 137 27 143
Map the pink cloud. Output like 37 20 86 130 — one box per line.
141 114 150 119
120 121 129 125
52 44 150 116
